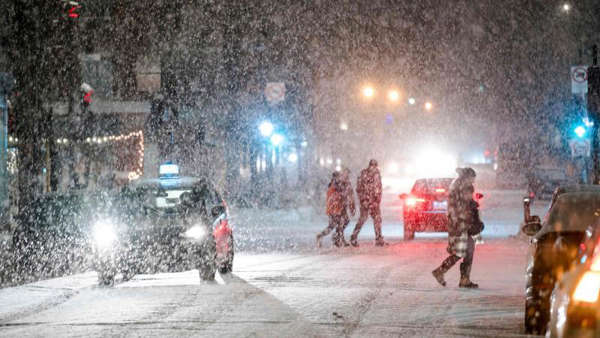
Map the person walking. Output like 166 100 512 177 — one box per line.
316 172 345 248
335 168 356 247
350 159 387 247
432 167 481 288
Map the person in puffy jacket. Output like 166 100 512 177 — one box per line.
316 172 345 248
350 159 387 247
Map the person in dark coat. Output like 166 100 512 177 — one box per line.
432 167 481 288
316 172 345 248
335 168 356 247
350 159 387 247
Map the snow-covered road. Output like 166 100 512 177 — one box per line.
0 189 544 337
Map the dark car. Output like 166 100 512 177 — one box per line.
400 178 454 240
92 169 234 285
13 164 234 286
548 222 600 338
521 190 600 334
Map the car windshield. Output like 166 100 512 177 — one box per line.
3 2 600 336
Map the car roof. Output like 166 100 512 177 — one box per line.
132 176 208 189
536 191 600 239
413 178 454 184
554 184 600 195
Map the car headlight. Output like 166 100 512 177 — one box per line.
573 271 600 303
93 220 118 249
184 225 207 240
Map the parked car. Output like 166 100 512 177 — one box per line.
521 190 600 334
400 178 454 240
92 164 234 285
547 222 600 338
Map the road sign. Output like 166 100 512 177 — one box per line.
265 82 285 104
570 138 591 158
571 66 588 94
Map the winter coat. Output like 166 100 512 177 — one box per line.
326 182 344 216
446 177 476 257
340 178 356 215
356 167 382 208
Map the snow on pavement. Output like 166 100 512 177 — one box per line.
0 188 541 336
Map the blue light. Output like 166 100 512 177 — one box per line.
575 126 586 138
270 133 284 146
259 121 274 137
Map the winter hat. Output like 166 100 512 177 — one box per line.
456 167 476 178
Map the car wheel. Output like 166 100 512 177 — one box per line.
218 234 234 274
403 218 415 241
524 299 548 335
198 235 217 282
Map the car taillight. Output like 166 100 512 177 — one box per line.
405 197 426 207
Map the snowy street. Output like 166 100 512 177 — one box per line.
0 189 545 337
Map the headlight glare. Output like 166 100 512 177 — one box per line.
93 220 117 249
185 225 207 240
573 271 600 303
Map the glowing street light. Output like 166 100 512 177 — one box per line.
388 90 400 102
424 101 433 111
575 125 586 138
270 133 284 146
340 122 349 131
288 153 298 163
408 97 416 105
562 3 571 12
259 121 274 137
362 86 375 98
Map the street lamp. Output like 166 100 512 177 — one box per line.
362 86 375 98
575 125 586 138
408 97 416 105
424 101 433 111
270 133 284 146
340 122 349 131
259 121 274 137
388 90 400 102
562 3 571 12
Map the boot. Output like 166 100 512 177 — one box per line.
432 268 446 287
350 238 359 247
459 262 478 288
341 238 350 247
316 234 322 248
375 239 389 246
459 277 479 288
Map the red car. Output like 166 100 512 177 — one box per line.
400 178 454 240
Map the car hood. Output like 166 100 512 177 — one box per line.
535 192 600 240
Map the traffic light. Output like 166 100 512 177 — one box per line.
575 125 587 138
61 1 81 20
80 82 93 108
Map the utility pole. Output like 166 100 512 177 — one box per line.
588 45 600 184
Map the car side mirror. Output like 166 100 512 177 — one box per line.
521 216 542 236
399 193 408 200
211 205 226 217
